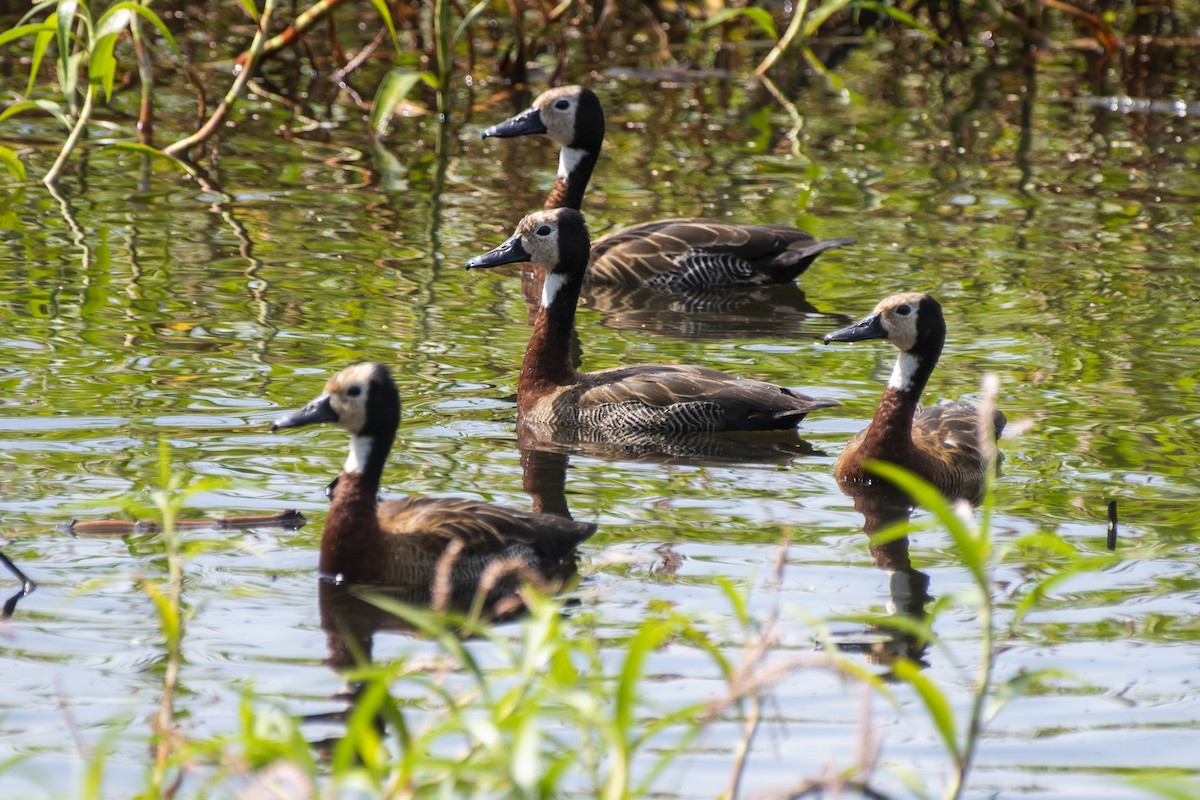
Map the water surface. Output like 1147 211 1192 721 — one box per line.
1 44 1199 798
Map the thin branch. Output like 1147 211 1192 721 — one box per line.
163 0 276 158
43 83 97 186
235 0 347 68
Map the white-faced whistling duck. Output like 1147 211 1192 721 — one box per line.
272 363 595 585
481 85 854 291
465 208 839 433
823 292 1006 502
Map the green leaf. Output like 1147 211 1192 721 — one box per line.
893 658 961 763
55 1 81 102
510 711 540 793
105 142 199 177
17 1 58 27
1127 775 1200 800
369 69 434 138
98 2 183 60
0 146 27 183
700 7 778 40
235 0 260 22
0 100 71 130
451 0 499 50
984 668 1075 724
369 0 401 54
0 21 56 49
28 27 56 95
867 460 989 586
856 0 947 46
616 618 673 737
801 0 855 38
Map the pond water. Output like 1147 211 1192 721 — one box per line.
2 35 1200 799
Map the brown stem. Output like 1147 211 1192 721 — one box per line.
235 0 347 68
164 0 276 158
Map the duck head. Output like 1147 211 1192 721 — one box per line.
824 293 946 392
274 362 400 441
481 85 604 152
465 208 591 306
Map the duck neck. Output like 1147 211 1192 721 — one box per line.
862 347 940 457
543 146 598 211
320 429 394 579
520 271 583 398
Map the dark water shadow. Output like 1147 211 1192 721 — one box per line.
0 551 37 621
516 419 822 469
581 281 849 341
833 486 932 672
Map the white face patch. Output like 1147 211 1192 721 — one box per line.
888 352 921 392
344 435 373 474
541 272 569 308
558 147 587 179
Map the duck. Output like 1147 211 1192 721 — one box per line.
465 207 838 433
272 362 595 586
823 292 1006 502
480 85 854 290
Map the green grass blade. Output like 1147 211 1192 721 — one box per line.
0 100 71 129
234 0 260 22
0 146 27 183
28 27 56 95
369 69 434 138
801 0 855 38
451 0 497 49
866 460 988 585
54 0 81 103
17 0 58 26
106 142 199 177
99 2 183 59
699 7 778 40
0 21 57 48
855 0 946 46
368 0 400 53
893 658 961 764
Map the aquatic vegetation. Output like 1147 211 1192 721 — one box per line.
4 0 1191 185
0 432 1149 799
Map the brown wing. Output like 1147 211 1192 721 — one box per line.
588 218 852 288
911 403 1006 502
376 496 595 561
569 364 838 432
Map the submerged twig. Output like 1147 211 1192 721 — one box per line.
65 510 306 536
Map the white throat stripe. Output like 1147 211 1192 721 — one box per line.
888 352 921 392
542 272 568 308
558 147 587 179
345 435 373 474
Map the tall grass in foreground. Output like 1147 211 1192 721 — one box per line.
20 436 1197 798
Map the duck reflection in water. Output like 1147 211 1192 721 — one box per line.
835 486 933 670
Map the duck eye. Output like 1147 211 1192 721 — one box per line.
896 304 911 316
347 386 362 398
554 99 570 110
536 225 552 236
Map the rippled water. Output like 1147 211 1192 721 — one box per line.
2 45 1199 798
